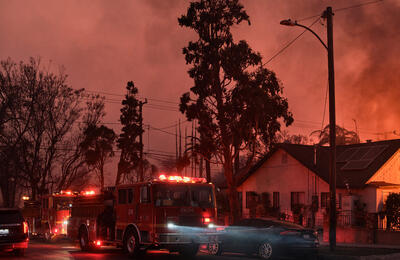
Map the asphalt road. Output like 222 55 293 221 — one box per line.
0 241 264 260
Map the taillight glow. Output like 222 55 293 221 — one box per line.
203 217 211 223
54 228 58 233
96 240 102 246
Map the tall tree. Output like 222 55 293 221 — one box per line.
275 130 310 145
115 81 142 185
0 58 85 203
179 0 293 222
55 94 106 191
311 124 360 146
80 124 116 189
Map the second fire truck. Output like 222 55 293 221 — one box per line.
23 190 77 240
68 175 218 257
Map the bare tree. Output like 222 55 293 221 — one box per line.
0 57 86 204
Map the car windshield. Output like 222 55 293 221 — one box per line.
154 184 214 208
0 210 24 224
270 220 305 229
233 219 305 229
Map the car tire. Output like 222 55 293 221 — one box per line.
124 229 140 257
207 242 222 256
13 249 25 256
179 243 199 257
258 241 274 259
79 228 90 251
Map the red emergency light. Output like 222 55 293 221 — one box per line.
23 222 29 234
158 174 206 183
82 190 96 196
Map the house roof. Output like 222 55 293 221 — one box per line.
238 139 400 189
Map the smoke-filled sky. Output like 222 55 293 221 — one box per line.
1 0 399 174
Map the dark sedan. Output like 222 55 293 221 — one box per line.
208 218 319 259
0 208 29 256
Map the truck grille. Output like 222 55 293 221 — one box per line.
179 216 202 227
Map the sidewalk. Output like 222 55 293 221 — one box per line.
318 242 400 260
320 241 400 250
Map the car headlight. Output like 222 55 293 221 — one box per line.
167 222 176 229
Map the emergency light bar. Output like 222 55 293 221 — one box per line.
158 174 207 183
82 190 96 196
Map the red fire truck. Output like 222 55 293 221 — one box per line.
68 175 219 257
23 190 76 240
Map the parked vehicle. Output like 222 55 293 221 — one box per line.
0 208 29 256
68 175 219 257
208 218 319 259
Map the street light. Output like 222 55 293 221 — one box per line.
279 19 327 50
281 7 337 251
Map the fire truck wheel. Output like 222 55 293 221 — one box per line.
79 228 90 251
179 243 199 257
124 229 139 257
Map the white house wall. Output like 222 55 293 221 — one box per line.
237 149 330 217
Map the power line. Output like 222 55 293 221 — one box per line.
297 0 384 22
85 89 179 105
334 0 384 12
263 17 321 66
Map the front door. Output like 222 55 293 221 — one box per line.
136 184 153 243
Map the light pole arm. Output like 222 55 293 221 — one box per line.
280 19 328 50
293 23 328 50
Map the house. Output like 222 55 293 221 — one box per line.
236 139 400 231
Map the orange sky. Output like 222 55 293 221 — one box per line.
1 0 399 177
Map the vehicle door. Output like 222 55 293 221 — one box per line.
221 219 251 252
136 184 153 243
245 219 273 252
116 188 128 240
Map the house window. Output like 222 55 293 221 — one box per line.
321 192 329 208
291 192 305 210
312 195 319 211
273 192 280 209
246 191 258 209
281 153 288 164
336 193 342 209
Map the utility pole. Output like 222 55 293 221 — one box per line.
324 6 337 251
280 8 336 250
139 98 147 182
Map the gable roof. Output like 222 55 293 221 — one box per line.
238 139 400 189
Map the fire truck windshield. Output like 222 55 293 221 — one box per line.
154 184 214 208
54 197 72 210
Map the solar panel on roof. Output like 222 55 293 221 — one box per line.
341 159 372 170
350 147 370 160
337 148 359 163
361 145 388 160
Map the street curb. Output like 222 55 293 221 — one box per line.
319 253 400 260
